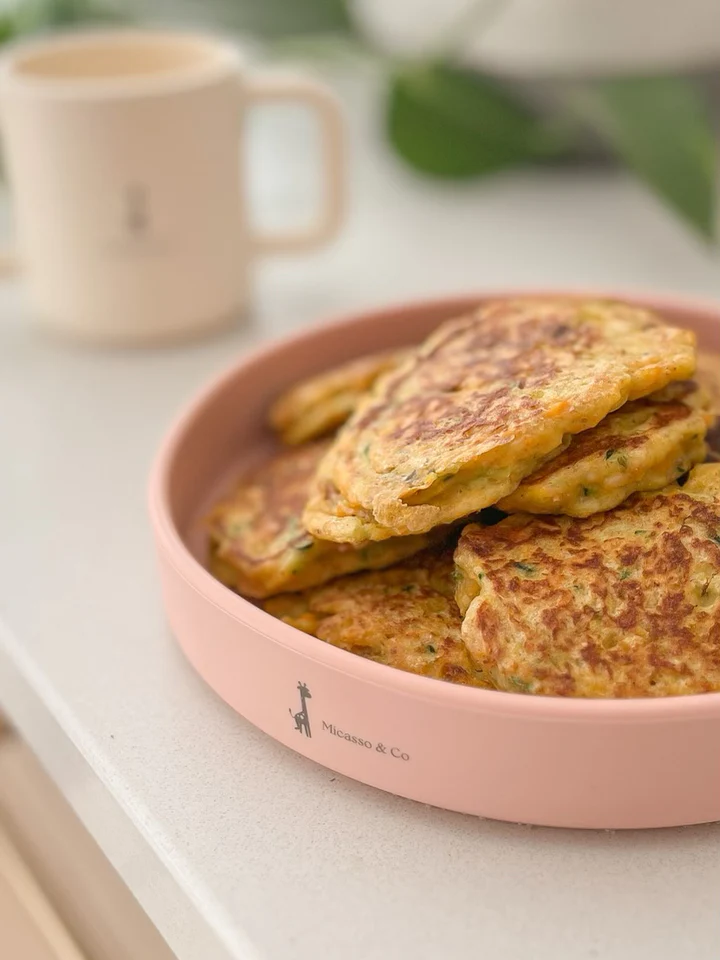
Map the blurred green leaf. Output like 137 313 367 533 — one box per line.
192 0 354 40
13 0 127 33
387 64 567 179
0 13 19 44
577 77 717 241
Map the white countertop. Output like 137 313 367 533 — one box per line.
2 71 720 960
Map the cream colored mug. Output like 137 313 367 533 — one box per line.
0 30 345 344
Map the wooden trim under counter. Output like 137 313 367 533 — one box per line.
0 724 177 960
0 820 88 960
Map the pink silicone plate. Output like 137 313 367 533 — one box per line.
149 291 720 829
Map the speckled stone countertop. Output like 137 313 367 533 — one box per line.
1 72 720 960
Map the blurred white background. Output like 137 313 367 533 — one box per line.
354 0 720 74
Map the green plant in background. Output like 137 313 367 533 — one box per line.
205 0 718 242
1 0 125 37
387 66 717 241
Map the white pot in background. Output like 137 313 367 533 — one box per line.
352 0 720 76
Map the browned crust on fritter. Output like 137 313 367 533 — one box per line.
524 398 696 482
304 298 697 541
268 348 412 445
515 382 708 486
207 441 431 598
208 443 326 566
455 464 720 698
264 548 491 687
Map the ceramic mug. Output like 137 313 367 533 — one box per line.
0 30 346 344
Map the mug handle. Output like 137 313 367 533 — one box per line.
246 72 345 255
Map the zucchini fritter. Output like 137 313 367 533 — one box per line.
265 549 490 687
208 442 431 599
268 348 411 446
455 464 720 698
498 381 710 517
304 299 696 542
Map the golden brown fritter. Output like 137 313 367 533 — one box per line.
264 549 490 686
455 464 720 698
304 299 696 543
208 442 431 599
498 381 710 517
268 348 411 446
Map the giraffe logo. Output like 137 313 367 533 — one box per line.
289 681 312 738
124 183 150 238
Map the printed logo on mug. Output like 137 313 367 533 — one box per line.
0 29 346 344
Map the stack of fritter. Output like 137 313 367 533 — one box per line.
209 299 720 697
